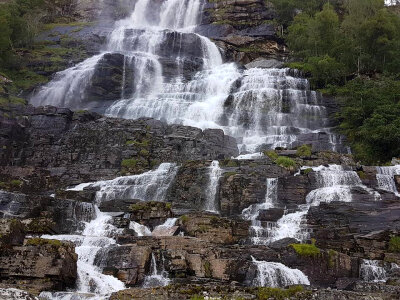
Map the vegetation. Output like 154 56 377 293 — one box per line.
275 156 296 169
290 241 321 256
296 144 312 157
264 150 279 160
26 237 62 247
389 236 400 252
272 0 400 164
257 285 305 300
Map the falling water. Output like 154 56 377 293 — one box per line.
39 164 179 299
142 253 171 288
29 0 343 153
242 178 278 244
267 165 380 243
69 163 178 203
251 257 310 287
204 161 222 213
376 165 400 196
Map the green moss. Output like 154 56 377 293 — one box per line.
357 171 367 180
10 180 22 187
221 159 239 167
290 242 320 257
257 285 305 300
180 215 189 224
139 149 150 157
389 236 400 252
0 182 7 189
190 296 204 300
328 249 337 268
204 261 212 278
296 144 312 157
276 156 296 169
165 202 172 210
26 238 62 247
121 158 138 169
224 171 237 178
303 168 313 175
264 150 279 160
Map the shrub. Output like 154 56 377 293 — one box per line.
257 285 304 300
121 158 138 169
290 242 320 256
296 144 312 157
276 156 296 169
303 168 313 175
264 150 278 160
389 236 400 253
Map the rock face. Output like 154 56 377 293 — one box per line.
0 105 238 191
0 238 77 294
198 0 288 64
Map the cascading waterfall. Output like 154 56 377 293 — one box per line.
69 163 178 203
40 207 125 299
250 165 381 244
129 217 178 237
142 253 171 288
30 0 343 153
251 257 310 287
39 164 179 299
359 260 399 283
376 165 400 196
242 178 278 244
204 161 222 213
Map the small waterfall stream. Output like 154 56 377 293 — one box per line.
204 160 222 213
251 257 310 287
39 164 179 299
376 165 400 196
142 253 171 288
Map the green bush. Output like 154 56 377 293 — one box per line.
257 285 304 300
296 144 312 157
389 236 400 253
121 158 138 169
264 150 279 160
276 156 296 169
290 242 320 256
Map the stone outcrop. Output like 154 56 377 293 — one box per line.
0 238 77 294
0 105 238 191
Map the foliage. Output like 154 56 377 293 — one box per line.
336 77 400 164
389 236 400 252
264 150 279 160
276 156 296 169
26 237 62 247
257 285 305 300
296 144 312 157
290 242 321 256
121 158 138 169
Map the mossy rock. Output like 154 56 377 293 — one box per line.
290 242 320 257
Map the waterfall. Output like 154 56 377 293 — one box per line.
142 253 170 288
267 165 380 243
204 161 222 213
251 257 310 287
360 260 400 283
40 207 125 298
29 0 343 153
129 218 178 237
39 164 179 298
376 165 400 196
68 163 178 203
242 178 278 244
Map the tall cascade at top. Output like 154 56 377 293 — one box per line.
30 0 344 153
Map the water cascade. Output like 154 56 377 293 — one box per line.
242 178 278 244
248 165 380 244
204 160 222 213
142 253 171 288
39 164 179 298
69 163 178 203
30 0 344 153
376 165 400 196
251 257 310 287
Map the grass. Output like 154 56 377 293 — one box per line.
296 144 312 157
290 242 320 257
121 158 138 169
276 156 296 169
389 236 400 252
257 285 305 300
264 150 279 160
26 238 62 247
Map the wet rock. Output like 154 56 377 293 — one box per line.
245 58 284 69
0 288 38 300
257 208 285 222
0 239 77 294
128 201 173 229
0 219 25 247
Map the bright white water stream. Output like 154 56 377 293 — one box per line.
30 0 343 153
376 165 400 196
